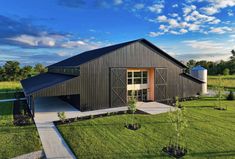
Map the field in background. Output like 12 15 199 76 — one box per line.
0 81 22 92
208 75 235 91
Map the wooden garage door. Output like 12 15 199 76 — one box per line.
110 68 127 107
155 68 167 101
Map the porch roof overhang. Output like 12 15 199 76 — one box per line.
21 73 76 96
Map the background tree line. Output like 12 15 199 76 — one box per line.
0 61 47 81
187 50 235 75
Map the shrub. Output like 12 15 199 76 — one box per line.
227 91 234 100
223 68 230 76
57 112 66 123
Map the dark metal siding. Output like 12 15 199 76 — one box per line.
79 41 187 110
181 75 202 97
32 76 80 98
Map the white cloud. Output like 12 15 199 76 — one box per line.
188 23 200 31
113 0 123 5
61 40 87 48
228 10 234 16
148 2 164 14
57 51 73 57
172 4 178 8
148 31 164 37
180 29 188 33
169 13 179 17
157 15 168 22
168 19 179 28
8 34 57 47
209 26 233 34
183 5 197 16
202 0 235 15
134 3 145 10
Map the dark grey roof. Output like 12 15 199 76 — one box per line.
180 73 205 84
21 73 76 95
48 38 187 68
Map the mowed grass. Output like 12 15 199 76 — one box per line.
0 95 42 158
208 75 235 91
57 97 235 159
0 81 22 92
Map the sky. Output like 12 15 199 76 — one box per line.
0 0 235 66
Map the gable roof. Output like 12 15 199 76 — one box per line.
48 38 187 68
21 73 76 95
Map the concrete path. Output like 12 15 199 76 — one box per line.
137 102 175 114
0 98 26 103
34 97 128 159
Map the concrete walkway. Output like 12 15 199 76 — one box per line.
34 97 77 159
34 97 128 159
137 102 175 114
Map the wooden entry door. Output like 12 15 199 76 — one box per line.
110 68 127 107
155 68 167 101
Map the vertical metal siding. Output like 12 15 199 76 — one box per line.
78 41 188 110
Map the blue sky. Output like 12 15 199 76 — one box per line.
0 0 235 66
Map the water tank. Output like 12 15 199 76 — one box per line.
190 65 207 94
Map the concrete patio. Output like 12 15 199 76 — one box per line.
137 101 176 114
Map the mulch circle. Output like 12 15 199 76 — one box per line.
125 123 141 130
162 145 187 158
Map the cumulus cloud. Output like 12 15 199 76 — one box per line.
201 0 235 15
148 32 164 37
209 26 233 34
148 1 164 14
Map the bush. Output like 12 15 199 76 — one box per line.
223 68 230 76
227 91 234 100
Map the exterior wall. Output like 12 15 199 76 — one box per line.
78 41 185 110
180 76 202 97
32 76 80 98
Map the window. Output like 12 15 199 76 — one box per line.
127 70 148 85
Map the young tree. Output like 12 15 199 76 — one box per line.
168 97 188 149
215 75 224 109
128 92 137 126
57 112 66 123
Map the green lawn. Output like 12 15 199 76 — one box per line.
57 97 235 159
208 75 235 91
0 96 42 158
0 81 22 92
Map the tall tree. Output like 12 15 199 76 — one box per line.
34 63 47 73
20 65 33 79
3 61 20 81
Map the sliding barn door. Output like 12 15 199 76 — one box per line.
155 68 168 101
110 68 127 107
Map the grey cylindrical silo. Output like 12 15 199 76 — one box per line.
190 65 207 94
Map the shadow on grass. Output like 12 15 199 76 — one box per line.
190 150 235 158
76 150 167 159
